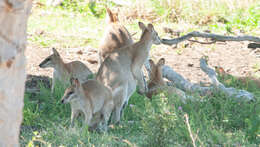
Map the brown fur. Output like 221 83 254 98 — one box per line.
39 48 92 93
146 58 186 101
61 78 114 131
98 7 133 66
96 22 161 124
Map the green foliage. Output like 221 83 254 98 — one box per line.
60 0 115 18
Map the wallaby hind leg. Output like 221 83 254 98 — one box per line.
100 100 114 131
70 109 80 127
80 99 93 129
83 108 93 128
112 86 128 124
89 112 102 131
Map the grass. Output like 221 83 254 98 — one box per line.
22 0 260 146
21 77 260 146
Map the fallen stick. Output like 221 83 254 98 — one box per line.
162 65 211 96
161 31 260 46
162 58 255 101
199 58 254 101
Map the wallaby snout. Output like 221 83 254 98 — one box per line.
39 58 51 68
39 62 45 68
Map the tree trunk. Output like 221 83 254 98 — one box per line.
0 0 32 146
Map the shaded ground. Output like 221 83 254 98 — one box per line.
25 39 260 90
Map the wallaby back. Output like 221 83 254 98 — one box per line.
98 7 133 64
39 48 92 93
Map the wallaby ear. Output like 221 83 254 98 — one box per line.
106 7 117 23
70 77 75 85
157 58 165 66
147 23 154 31
149 59 155 70
52 48 60 57
74 78 80 87
138 22 146 31
71 78 80 87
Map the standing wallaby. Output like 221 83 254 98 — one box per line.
61 78 114 131
98 7 133 66
39 48 92 93
146 58 187 102
99 7 153 89
96 22 161 124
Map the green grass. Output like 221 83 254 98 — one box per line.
22 0 260 146
28 0 260 50
21 76 260 146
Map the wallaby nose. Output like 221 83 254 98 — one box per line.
39 63 43 68
61 99 64 104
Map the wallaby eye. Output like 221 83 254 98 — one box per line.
68 91 74 95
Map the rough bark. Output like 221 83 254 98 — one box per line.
162 58 254 101
161 31 260 45
248 43 260 49
0 0 32 146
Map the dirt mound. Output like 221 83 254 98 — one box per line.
26 74 52 90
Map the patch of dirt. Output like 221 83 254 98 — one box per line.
25 38 260 91
26 74 51 89
151 41 260 84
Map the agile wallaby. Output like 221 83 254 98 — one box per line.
96 22 161 124
61 78 114 131
99 7 153 89
39 48 92 93
215 66 260 89
98 7 133 66
146 58 187 102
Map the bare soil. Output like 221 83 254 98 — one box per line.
25 39 260 90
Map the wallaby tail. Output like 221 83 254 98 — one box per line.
106 7 118 23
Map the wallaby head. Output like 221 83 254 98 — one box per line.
105 7 119 23
39 48 61 68
146 58 166 99
214 66 226 76
148 58 166 86
138 22 161 45
61 78 81 104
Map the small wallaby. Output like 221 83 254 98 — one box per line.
61 78 114 131
96 22 161 124
146 58 187 101
39 48 92 93
215 66 260 89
